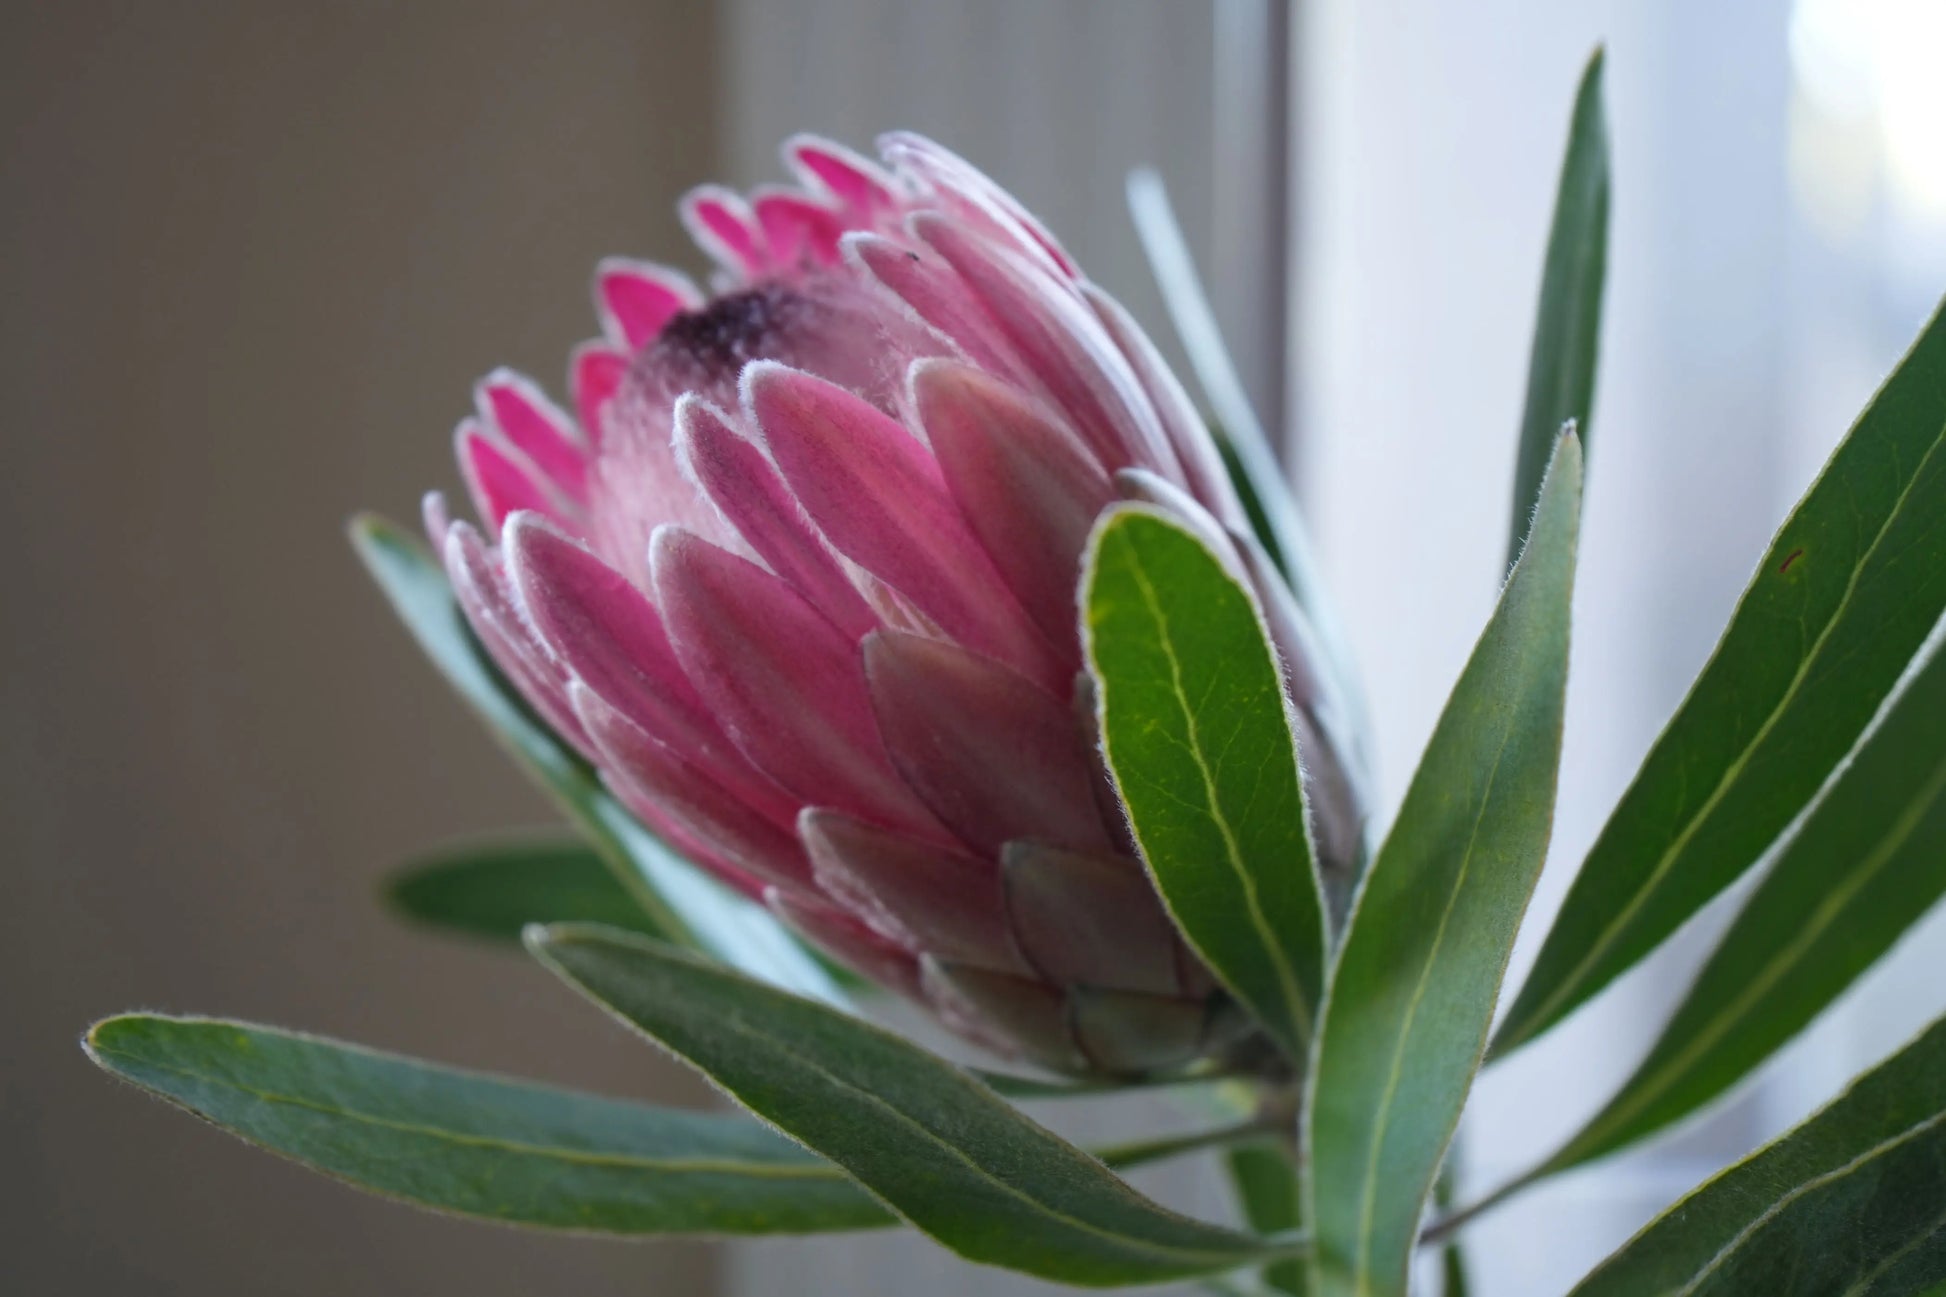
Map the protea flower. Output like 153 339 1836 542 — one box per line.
423 133 1359 1077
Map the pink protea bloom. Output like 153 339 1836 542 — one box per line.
424 133 1358 1076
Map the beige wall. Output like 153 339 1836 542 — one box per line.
2 4 721 1292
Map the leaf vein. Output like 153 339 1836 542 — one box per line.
1513 415 1946 1044
1123 542 1310 1047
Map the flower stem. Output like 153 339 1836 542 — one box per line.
1098 1115 1292 1171
1419 1166 1545 1246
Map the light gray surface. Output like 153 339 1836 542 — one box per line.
1298 1 1944 1292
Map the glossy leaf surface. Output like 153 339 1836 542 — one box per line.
1083 504 1327 1061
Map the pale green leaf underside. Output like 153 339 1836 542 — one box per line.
530 924 1301 1287
1305 434 1583 1297
86 1014 885 1234
85 1014 1239 1239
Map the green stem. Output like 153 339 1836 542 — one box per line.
1418 1166 1545 1246
975 1060 1245 1100
1100 1116 1295 1171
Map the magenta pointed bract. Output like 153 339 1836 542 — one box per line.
416 132 1360 1075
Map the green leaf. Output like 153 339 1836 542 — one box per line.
1125 168 1370 757
84 1014 1235 1238
349 515 839 1003
1494 294 1946 1058
83 1013 890 1234
385 833 662 943
1228 1141 1309 1295
1569 1013 1946 1296
528 924 1302 1287
1203 1281 1285 1297
1538 636 1946 1172
1435 1156 1472 1297
973 1066 1239 1101
1304 434 1583 1297
1506 48 1609 569
1215 431 1290 592
1082 505 1328 1061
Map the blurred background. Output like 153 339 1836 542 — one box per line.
5 2 1941 1294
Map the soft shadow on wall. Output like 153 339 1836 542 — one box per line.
3 4 723 1294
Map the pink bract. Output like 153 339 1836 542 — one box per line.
424 132 1356 1076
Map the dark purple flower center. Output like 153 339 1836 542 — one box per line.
642 282 807 391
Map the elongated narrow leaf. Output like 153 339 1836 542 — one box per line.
85 1014 1226 1236
1229 1142 1309 1295
1083 505 1328 1062
1305 434 1583 1297
350 516 838 1003
1570 1013 1946 1296
1541 637 1946 1171
386 834 661 943
1495 296 1946 1057
529 924 1300 1287
1507 49 1609 568
84 1014 890 1234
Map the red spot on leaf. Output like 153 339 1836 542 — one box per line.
1780 547 1804 574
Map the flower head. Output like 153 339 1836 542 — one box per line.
425 133 1357 1076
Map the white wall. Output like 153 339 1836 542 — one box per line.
1298 1 1945 1292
